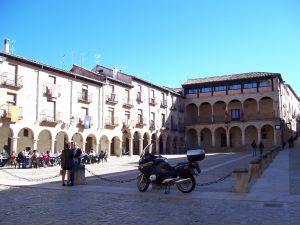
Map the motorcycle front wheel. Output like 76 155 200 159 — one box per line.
176 176 196 193
137 174 150 192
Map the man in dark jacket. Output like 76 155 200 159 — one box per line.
60 142 73 186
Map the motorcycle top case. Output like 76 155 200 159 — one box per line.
187 149 205 161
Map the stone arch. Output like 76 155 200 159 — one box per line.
259 97 274 118
133 131 141 155
215 127 227 147
186 128 198 148
99 135 109 155
199 102 212 122
111 136 121 156
71 133 83 149
0 126 14 155
122 130 130 155
229 126 242 147
151 133 157 154
55 131 69 153
245 125 258 146
213 101 226 122
179 137 185 153
17 127 34 153
37 129 52 153
185 103 198 125
143 132 150 149
261 124 274 147
200 128 212 147
243 98 257 120
85 134 97 153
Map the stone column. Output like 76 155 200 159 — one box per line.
198 130 202 147
12 137 18 152
212 132 216 147
226 130 230 147
163 139 167 154
274 129 277 145
139 138 143 155
33 139 38 151
107 140 111 157
51 140 55 154
241 129 245 145
129 138 133 156
156 140 160 155
258 128 262 144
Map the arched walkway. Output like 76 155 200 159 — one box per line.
143 133 150 149
85 134 97 153
55 131 69 153
17 128 34 153
213 101 226 122
71 133 83 149
245 125 258 145
200 128 212 147
215 127 226 147
186 128 198 148
111 136 121 156
229 126 242 147
151 133 157 154
99 135 109 155
261 124 274 147
37 130 52 153
0 126 13 154
133 131 141 155
122 130 130 155
166 136 172 154
185 103 198 125
199 102 212 122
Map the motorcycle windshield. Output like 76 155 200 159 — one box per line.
142 143 153 156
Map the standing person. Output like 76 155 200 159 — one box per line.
70 142 82 186
259 141 264 156
60 142 73 186
251 140 257 157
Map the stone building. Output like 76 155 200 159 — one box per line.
182 72 300 151
0 40 184 156
0 39 299 156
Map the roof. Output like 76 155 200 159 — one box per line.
183 72 283 86
0 51 106 85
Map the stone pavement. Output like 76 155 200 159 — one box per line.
0 140 300 224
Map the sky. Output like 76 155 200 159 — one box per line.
1 0 300 96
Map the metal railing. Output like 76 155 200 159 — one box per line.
160 100 168 108
0 72 23 88
105 117 119 126
40 110 62 123
122 98 134 108
0 104 23 120
78 92 92 103
106 93 118 104
43 83 61 98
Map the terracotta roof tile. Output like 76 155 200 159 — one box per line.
183 72 282 86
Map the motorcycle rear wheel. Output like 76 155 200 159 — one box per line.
176 176 196 193
137 174 150 192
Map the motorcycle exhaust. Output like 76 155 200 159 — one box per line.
175 178 191 184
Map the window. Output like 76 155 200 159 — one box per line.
244 83 257 89
151 112 155 127
228 84 241 90
231 109 240 120
7 92 16 105
108 108 114 124
200 87 212 93
23 128 29 137
214 86 226 92
82 84 88 100
49 75 56 84
138 109 143 123
81 107 88 116
259 80 270 87
125 89 130 102
108 85 114 95
187 88 197 94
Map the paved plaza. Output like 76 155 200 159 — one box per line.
0 141 300 225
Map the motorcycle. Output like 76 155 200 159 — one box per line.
137 144 205 194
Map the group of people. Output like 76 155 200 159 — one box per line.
60 142 82 186
251 140 264 157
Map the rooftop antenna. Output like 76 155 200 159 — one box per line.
71 50 74 65
95 53 101 65
80 53 85 67
61 53 66 69
10 39 16 54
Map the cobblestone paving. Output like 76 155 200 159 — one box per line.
0 185 299 225
289 146 300 195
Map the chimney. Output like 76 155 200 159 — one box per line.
4 39 9 53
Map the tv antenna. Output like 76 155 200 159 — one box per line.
80 53 85 67
95 53 101 65
10 39 16 54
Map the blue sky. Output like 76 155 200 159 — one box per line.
1 0 300 96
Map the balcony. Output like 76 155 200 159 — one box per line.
40 110 62 125
105 117 119 129
78 92 92 104
78 115 93 128
106 93 118 105
149 98 157 106
0 72 23 89
0 104 23 122
160 100 168 109
43 83 61 100
136 92 143 103
122 98 134 109
136 117 147 128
